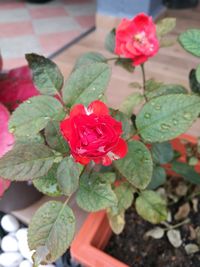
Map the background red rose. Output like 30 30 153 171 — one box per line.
115 13 159 66
60 100 128 166
0 103 14 197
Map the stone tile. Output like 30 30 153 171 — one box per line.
0 8 30 23
32 16 80 35
75 15 95 28
1 35 41 59
3 58 27 71
39 30 82 54
0 21 34 38
29 6 68 19
65 3 96 16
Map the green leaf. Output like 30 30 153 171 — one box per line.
0 144 55 181
107 210 125 234
179 29 200 57
63 63 111 107
115 58 135 73
45 121 69 154
146 84 187 100
113 110 136 139
151 142 174 164
15 133 44 145
28 201 75 264
147 166 166 190
9 96 64 137
196 64 200 83
112 182 134 214
136 94 200 143
74 52 106 69
105 28 116 53
26 53 64 95
172 161 200 184
156 18 176 38
136 190 167 223
97 172 116 184
145 79 163 92
119 93 144 117
56 157 83 196
33 165 62 197
76 173 117 212
114 140 153 189
189 69 200 94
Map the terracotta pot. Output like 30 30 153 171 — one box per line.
71 134 200 267
0 182 43 213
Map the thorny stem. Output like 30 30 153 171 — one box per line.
140 64 148 102
161 218 191 231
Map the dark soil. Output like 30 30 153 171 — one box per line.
105 197 200 267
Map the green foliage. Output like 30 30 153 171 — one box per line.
136 190 168 223
56 157 83 196
115 58 135 73
147 166 166 190
114 140 153 189
26 53 64 95
113 110 136 139
119 92 144 117
63 62 111 107
45 121 69 154
189 69 200 94
156 18 176 38
151 142 174 164
172 161 200 184
28 201 75 264
33 165 62 197
105 28 116 53
136 94 200 143
15 133 44 145
146 84 187 100
111 182 134 215
76 173 117 212
0 144 56 181
9 96 64 137
74 52 106 69
179 29 200 57
107 210 125 234
196 64 200 83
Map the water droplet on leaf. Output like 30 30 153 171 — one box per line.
183 112 192 120
26 100 31 104
155 105 161 110
144 113 151 119
161 123 171 130
172 119 178 125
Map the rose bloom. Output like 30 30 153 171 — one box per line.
115 13 159 66
60 100 128 166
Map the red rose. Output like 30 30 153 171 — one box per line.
60 100 128 166
115 13 159 66
0 66 39 111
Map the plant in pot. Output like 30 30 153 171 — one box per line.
0 55 42 212
0 12 200 267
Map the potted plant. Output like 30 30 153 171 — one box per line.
0 12 200 267
0 56 42 212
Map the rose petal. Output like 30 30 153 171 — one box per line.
73 154 90 165
60 117 71 141
112 138 128 159
0 103 14 157
102 155 113 166
88 100 109 116
70 104 86 118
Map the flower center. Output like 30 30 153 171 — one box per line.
79 126 104 146
134 31 146 44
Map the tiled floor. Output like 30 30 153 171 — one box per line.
0 0 96 70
